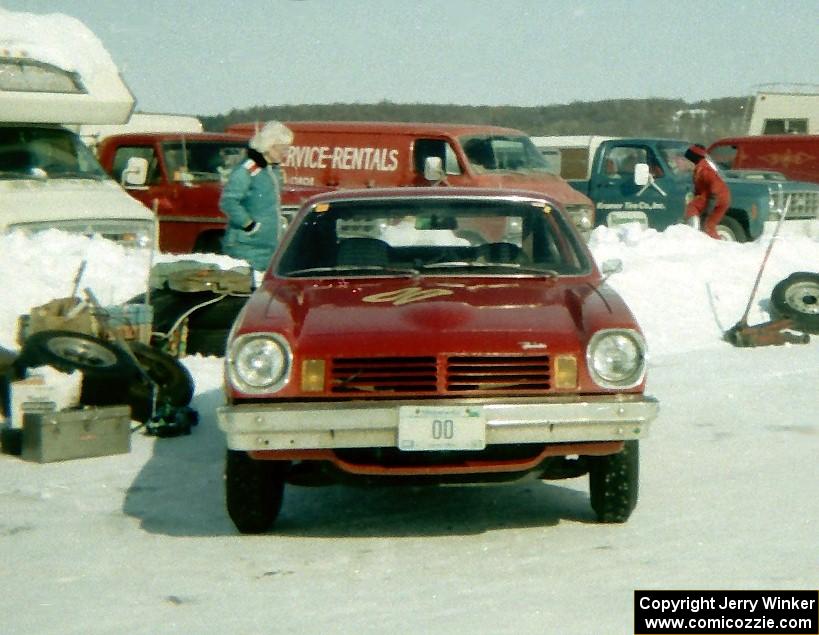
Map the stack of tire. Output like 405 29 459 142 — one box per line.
770 272 819 334
129 287 249 358
13 332 194 424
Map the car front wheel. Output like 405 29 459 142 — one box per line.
588 440 639 523
225 450 288 534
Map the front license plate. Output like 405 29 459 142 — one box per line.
398 405 486 451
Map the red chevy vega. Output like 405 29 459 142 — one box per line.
217 187 659 533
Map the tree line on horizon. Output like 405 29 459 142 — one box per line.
200 96 753 145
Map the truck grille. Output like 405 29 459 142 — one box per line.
786 191 819 220
330 354 551 395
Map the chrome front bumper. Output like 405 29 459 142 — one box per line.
217 395 659 451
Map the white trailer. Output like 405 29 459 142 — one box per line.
746 85 819 135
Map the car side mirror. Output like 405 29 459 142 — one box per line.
423 156 446 183
633 163 650 186
122 157 148 187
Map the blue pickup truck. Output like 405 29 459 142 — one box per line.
531 136 819 241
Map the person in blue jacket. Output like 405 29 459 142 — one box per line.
219 121 293 271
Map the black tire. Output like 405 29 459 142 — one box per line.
716 216 748 242
770 272 819 334
192 231 225 255
128 342 195 406
225 450 288 534
184 328 229 357
16 330 135 376
129 288 246 354
588 440 639 523
80 343 194 422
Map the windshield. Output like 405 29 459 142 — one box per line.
161 140 246 183
656 141 695 176
0 126 108 180
459 135 553 174
277 196 591 278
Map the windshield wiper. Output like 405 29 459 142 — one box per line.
419 261 559 276
285 264 418 277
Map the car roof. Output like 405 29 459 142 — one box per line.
300 186 562 206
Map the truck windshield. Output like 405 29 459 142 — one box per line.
0 126 108 180
656 141 695 176
161 141 246 183
459 135 554 174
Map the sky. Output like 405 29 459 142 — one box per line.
1 224 818 634
3 0 819 117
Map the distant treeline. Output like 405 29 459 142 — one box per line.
200 96 753 145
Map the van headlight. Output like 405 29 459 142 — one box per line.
586 329 647 389
227 333 292 394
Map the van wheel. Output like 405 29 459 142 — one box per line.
771 272 819 334
716 217 747 242
588 440 639 523
225 450 288 534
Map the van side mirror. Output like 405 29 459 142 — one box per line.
423 156 446 183
122 157 148 187
633 163 650 186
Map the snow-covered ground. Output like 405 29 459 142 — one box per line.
1 224 817 635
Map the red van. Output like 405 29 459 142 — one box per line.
227 121 596 236
707 135 819 185
96 132 332 253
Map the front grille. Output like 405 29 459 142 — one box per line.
11 219 154 248
330 354 551 395
446 355 550 391
786 191 819 220
332 356 437 393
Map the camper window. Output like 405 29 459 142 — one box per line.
0 58 85 94
762 118 808 135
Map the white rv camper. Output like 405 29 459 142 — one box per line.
747 86 819 135
0 8 155 249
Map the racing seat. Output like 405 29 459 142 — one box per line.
478 242 523 264
336 237 390 267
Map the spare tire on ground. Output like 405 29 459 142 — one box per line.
80 342 194 422
770 271 819 334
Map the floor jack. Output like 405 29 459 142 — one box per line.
723 194 810 348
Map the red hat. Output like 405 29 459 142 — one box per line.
685 144 707 163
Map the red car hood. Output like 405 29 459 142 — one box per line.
237 277 634 357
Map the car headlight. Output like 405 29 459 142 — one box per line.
586 329 647 389
227 333 292 394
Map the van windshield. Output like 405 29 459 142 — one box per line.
459 135 553 174
161 141 247 183
0 126 108 180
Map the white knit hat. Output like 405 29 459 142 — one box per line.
249 121 293 151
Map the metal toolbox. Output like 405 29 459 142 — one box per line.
22 405 132 463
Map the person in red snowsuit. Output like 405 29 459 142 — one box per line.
684 143 731 239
